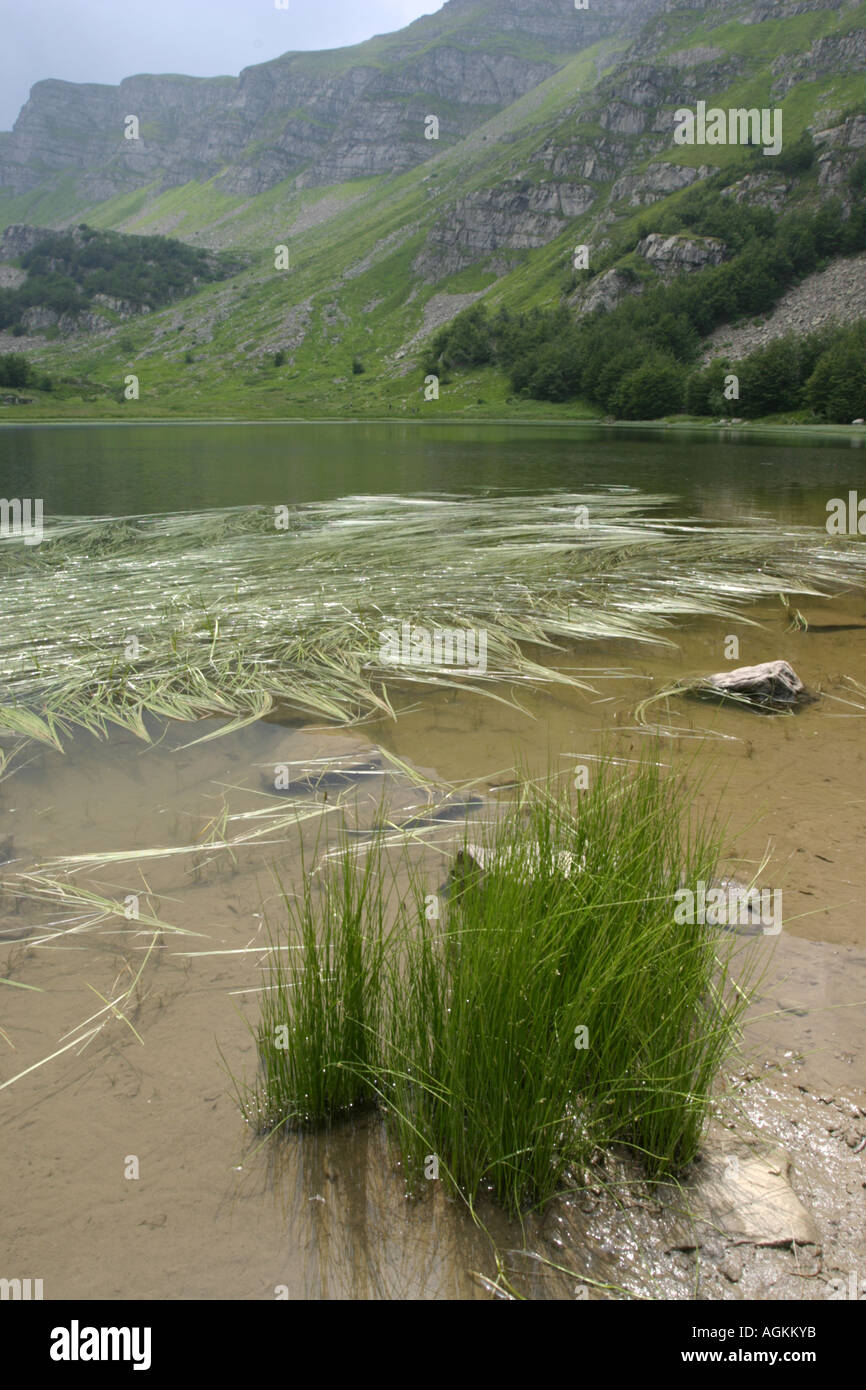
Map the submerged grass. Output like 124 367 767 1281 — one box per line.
1 491 865 752
243 759 761 1218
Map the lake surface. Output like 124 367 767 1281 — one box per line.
1 422 865 1301
0 419 864 521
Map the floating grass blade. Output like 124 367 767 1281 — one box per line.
1 492 865 753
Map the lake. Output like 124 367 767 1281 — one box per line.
1 422 865 1300
0 419 864 518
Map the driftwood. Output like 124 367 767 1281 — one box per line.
700 660 812 710
636 660 815 725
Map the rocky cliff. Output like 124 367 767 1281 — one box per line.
405 0 866 297
0 0 665 202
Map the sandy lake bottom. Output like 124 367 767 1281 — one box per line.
2 580 864 1300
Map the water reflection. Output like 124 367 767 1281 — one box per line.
1 421 865 525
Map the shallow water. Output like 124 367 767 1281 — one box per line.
1 423 864 1300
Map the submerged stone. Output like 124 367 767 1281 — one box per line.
701 659 811 709
263 757 383 797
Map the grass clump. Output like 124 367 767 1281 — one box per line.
248 838 397 1129
245 759 758 1218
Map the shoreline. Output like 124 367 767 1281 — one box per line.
1 414 865 439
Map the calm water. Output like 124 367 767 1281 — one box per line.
2 422 866 1300
0 421 865 522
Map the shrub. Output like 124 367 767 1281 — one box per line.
525 340 581 402
737 337 802 417
684 360 730 416
848 154 866 194
775 130 816 176
805 331 866 421
611 354 684 419
0 353 32 388
424 303 492 373
420 194 866 414
0 226 240 331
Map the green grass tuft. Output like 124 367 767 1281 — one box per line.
244 760 760 1217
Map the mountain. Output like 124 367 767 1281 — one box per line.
0 0 662 201
1 0 865 419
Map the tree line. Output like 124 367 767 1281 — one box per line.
0 225 241 333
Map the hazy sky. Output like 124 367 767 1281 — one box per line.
0 0 442 131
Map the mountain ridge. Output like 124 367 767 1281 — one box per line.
1 0 865 420
0 0 663 201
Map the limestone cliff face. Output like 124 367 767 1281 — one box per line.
636 232 727 278
771 25 866 99
0 0 664 201
414 179 596 281
412 0 861 291
0 75 244 198
0 224 52 258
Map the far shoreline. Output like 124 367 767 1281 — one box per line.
1 412 866 441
